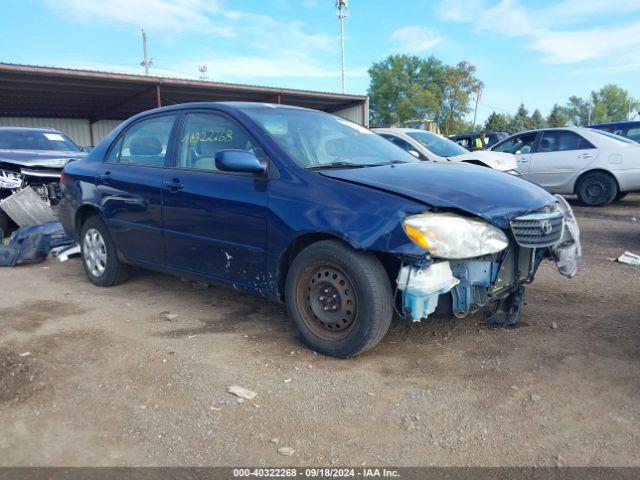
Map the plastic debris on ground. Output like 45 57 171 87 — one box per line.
616 251 640 266
51 244 81 262
0 221 75 267
0 186 57 227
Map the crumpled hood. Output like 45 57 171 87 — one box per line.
0 149 86 169
320 162 556 228
452 150 517 172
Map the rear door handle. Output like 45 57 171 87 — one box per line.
162 179 184 192
579 153 593 159
97 171 112 185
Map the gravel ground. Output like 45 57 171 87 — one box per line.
0 195 638 467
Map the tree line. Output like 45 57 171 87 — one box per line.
368 54 638 135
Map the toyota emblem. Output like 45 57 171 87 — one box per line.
540 220 553 235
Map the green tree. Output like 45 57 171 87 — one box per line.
439 61 484 135
564 95 590 126
484 111 511 132
530 109 547 129
367 55 482 134
367 54 444 125
562 85 638 125
506 103 531 133
590 84 638 123
547 103 569 127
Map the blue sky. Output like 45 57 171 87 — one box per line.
1 0 639 122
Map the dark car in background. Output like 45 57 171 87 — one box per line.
58 102 580 357
0 127 87 232
449 131 509 151
588 121 640 143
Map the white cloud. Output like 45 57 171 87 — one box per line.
389 26 443 53
44 0 236 35
42 0 360 86
437 0 640 66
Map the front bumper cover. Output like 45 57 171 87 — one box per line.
396 194 582 322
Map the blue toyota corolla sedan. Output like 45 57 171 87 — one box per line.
58 102 581 357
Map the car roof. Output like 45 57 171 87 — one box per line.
588 120 640 127
373 127 436 134
0 126 60 132
509 126 587 135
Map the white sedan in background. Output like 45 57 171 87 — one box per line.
490 127 640 206
374 127 518 173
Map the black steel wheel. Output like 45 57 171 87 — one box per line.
576 171 617 207
300 263 358 341
285 240 393 358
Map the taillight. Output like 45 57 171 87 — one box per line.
59 170 65 184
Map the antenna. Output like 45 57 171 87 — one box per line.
140 29 154 76
198 65 209 81
336 0 349 93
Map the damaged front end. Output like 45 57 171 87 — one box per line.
396 195 581 326
0 161 64 207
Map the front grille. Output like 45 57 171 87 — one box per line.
510 211 564 248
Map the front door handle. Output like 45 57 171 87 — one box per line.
163 179 184 192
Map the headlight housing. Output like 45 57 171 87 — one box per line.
403 212 509 259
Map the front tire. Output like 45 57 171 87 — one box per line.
614 191 629 202
80 216 130 287
285 240 393 358
576 172 617 207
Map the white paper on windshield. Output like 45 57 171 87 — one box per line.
44 133 65 141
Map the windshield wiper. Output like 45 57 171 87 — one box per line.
307 160 407 170
307 161 379 170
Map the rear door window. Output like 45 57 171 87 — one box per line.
538 130 594 152
107 115 177 166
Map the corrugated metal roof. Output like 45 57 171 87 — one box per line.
0 62 367 122
0 62 366 101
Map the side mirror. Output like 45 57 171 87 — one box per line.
82 146 93 152
215 150 266 174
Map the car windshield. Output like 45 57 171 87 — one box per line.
587 128 637 144
243 107 420 168
0 130 81 151
405 131 469 157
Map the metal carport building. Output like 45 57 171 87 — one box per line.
0 63 369 147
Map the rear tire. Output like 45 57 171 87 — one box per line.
576 172 617 207
285 240 393 358
80 216 130 287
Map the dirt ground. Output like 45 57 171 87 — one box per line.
0 195 639 467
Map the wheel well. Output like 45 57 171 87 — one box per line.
75 205 101 235
276 233 400 301
573 169 619 194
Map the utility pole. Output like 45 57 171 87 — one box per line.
588 104 592 125
472 87 482 129
140 29 153 76
336 0 349 94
